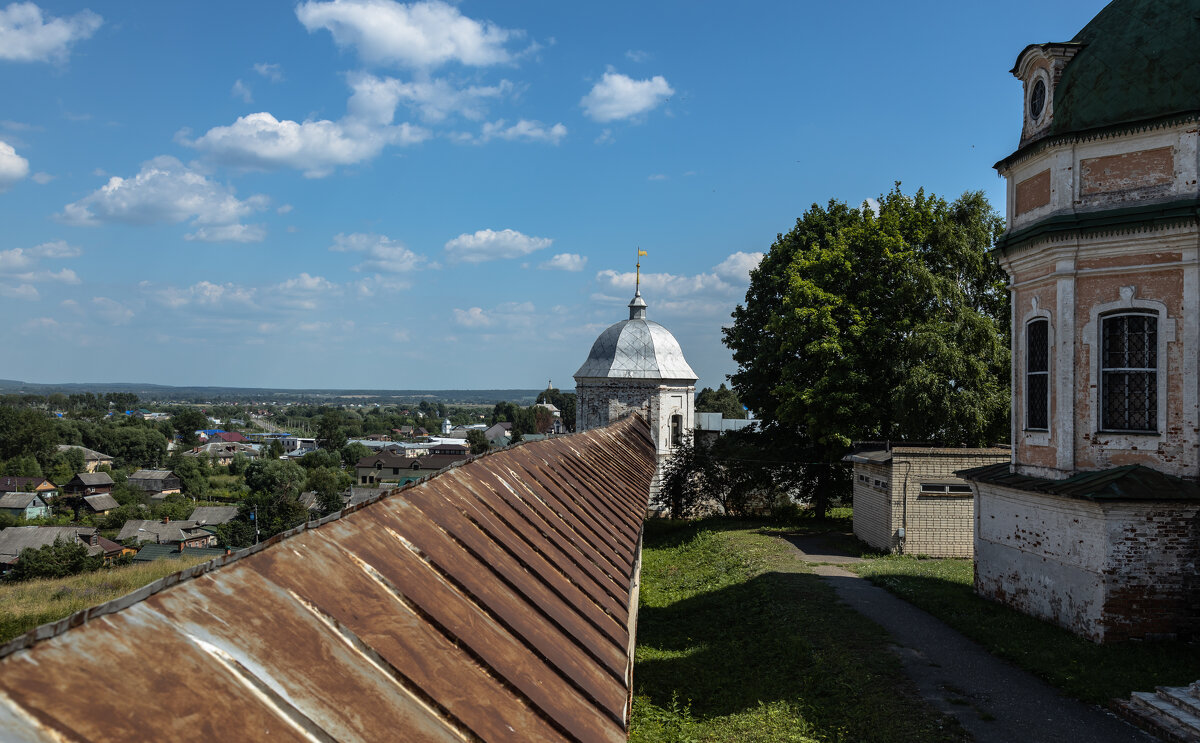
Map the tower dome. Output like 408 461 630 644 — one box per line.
573 291 698 381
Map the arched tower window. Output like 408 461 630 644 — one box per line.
1101 312 1157 432
1026 319 1049 430
670 414 682 446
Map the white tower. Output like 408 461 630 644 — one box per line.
573 289 697 494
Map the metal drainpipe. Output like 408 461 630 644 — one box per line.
898 459 912 555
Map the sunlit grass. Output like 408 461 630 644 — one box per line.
631 519 965 742
0 558 207 644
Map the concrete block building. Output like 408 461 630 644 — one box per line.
965 0 1200 642
847 446 1009 557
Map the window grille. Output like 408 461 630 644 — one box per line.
1101 313 1157 432
1026 319 1049 430
919 483 973 495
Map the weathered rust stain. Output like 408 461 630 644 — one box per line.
0 414 656 743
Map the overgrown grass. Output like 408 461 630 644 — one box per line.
0 558 207 644
631 519 965 742
852 556 1200 704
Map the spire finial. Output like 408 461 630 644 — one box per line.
635 247 647 294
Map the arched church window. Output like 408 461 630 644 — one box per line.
1026 319 1049 430
1101 313 1157 432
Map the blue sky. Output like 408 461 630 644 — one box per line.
0 0 1109 391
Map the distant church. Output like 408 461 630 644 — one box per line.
965 0 1200 642
574 288 697 495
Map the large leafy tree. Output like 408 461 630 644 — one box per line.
695 383 746 420
723 186 1009 512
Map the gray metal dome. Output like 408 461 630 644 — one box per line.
574 291 698 381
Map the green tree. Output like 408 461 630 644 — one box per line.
536 388 577 431
723 186 1009 516
466 429 489 455
317 410 348 452
7 538 103 582
170 457 209 499
695 383 747 419
266 439 285 460
0 407 58 466
340 441 371 468
305 467 348 515
244 459 307 499
172 407 208 447
298 449 341 470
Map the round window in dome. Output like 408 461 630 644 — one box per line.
1029 79 1046 121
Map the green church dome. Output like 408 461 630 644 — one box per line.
1050 0 1200 136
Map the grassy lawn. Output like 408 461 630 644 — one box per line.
631 518 965 743
0 558 207 644
852 555 1200 704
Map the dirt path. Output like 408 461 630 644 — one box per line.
779 535 1155 743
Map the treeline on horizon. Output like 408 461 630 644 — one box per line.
0 380 550 407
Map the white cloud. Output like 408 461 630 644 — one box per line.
31 171 52 184
864 197 881 216
594 251 763 318
15 267 79 284
330 232 427 274
0 283 37 299
0 139 29 190
276 203 293 214
185 223 266 243
475 118 566 145
296 0 519 69
452 306 492 327
625 49 650 63
712 251 764 282
253 62 284 82
58 156 269 239
92 296 133 324
394 77 511 123
145 279 257 310
0 241 81 299
274 272 338 309
444 228 551 263
452 300 536 330
648 173 667 181
231 79 253 103
0 2 101 63
581 68 674 123
540 253 586 271
0 240 78 273
29 240 81 259
185 74 430 177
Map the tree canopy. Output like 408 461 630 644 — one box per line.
722 186 1009 511
695 384 746 420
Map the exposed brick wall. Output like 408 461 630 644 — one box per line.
975 484 1200 642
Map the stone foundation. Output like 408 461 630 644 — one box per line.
974 484 1200 642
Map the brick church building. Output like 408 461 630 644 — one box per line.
964 0 1200 642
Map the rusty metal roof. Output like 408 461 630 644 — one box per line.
962 462 1200 501
0 415 657 743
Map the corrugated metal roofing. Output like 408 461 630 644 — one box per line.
0 414 657 743
962 462 1200 501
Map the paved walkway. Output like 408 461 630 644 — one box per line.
781 535 1155 743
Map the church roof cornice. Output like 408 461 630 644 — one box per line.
994 111 1200 173
994 196 1200 257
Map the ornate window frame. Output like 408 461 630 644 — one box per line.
1021 299 1053 446
1081 286 1174 446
